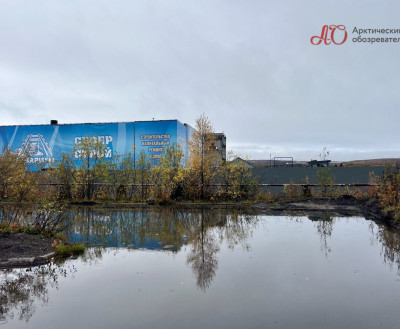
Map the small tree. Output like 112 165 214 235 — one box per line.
73 138 109 200
0 150 37 223
378 166 400 222
0 149 37 202
188 114 219 199
56 153 75 201
32 201 71 233
218 152 257 200
136 150 150 200
149 143 185 200
103 152 123 201
316 168 334 197
119 151 137 200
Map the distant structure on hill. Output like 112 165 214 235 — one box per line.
231 157 306 168
307 159 331 167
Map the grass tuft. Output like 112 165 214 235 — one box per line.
55 243 85 257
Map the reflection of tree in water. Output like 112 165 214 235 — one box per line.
219 213 256 252
79 246 105 265
309 213 335 258
186 209 258 291
0 208 259 324
66 207 259 291
186 210 220 291
0 262 76 324
372 223 400 273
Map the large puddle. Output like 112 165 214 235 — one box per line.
1 207 400 329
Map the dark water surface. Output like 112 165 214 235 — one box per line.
1 207 400 329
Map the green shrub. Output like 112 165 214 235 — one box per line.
316 168 334 197
378 166 400 223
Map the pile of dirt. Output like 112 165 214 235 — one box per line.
0 233 55 268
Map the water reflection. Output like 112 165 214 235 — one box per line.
186 210 258 290
186 209 220 291
0 204 33 225
4 208 400 326
64 207 400 286
65 207 259 290
0 207 261 324
0 263 75 324
65 207 258 251
66 207 191 250
308 213 335 258
373 223 400 272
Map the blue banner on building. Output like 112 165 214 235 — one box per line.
0 120 192 169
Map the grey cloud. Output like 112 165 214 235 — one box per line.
0 0 399 160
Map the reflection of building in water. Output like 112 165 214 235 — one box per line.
65 209 190 251
64 207 258 291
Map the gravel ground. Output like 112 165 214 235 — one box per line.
0 233 55 268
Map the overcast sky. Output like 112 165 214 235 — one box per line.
0 0 399 161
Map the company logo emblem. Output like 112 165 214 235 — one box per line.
17 134 54 163
311 25 347 45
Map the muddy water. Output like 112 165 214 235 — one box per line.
1 208 400 329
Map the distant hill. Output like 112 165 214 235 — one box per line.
247 159 308 167
339 158 400 167
236 157 400 168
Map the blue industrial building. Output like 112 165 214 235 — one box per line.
0 119 194 169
